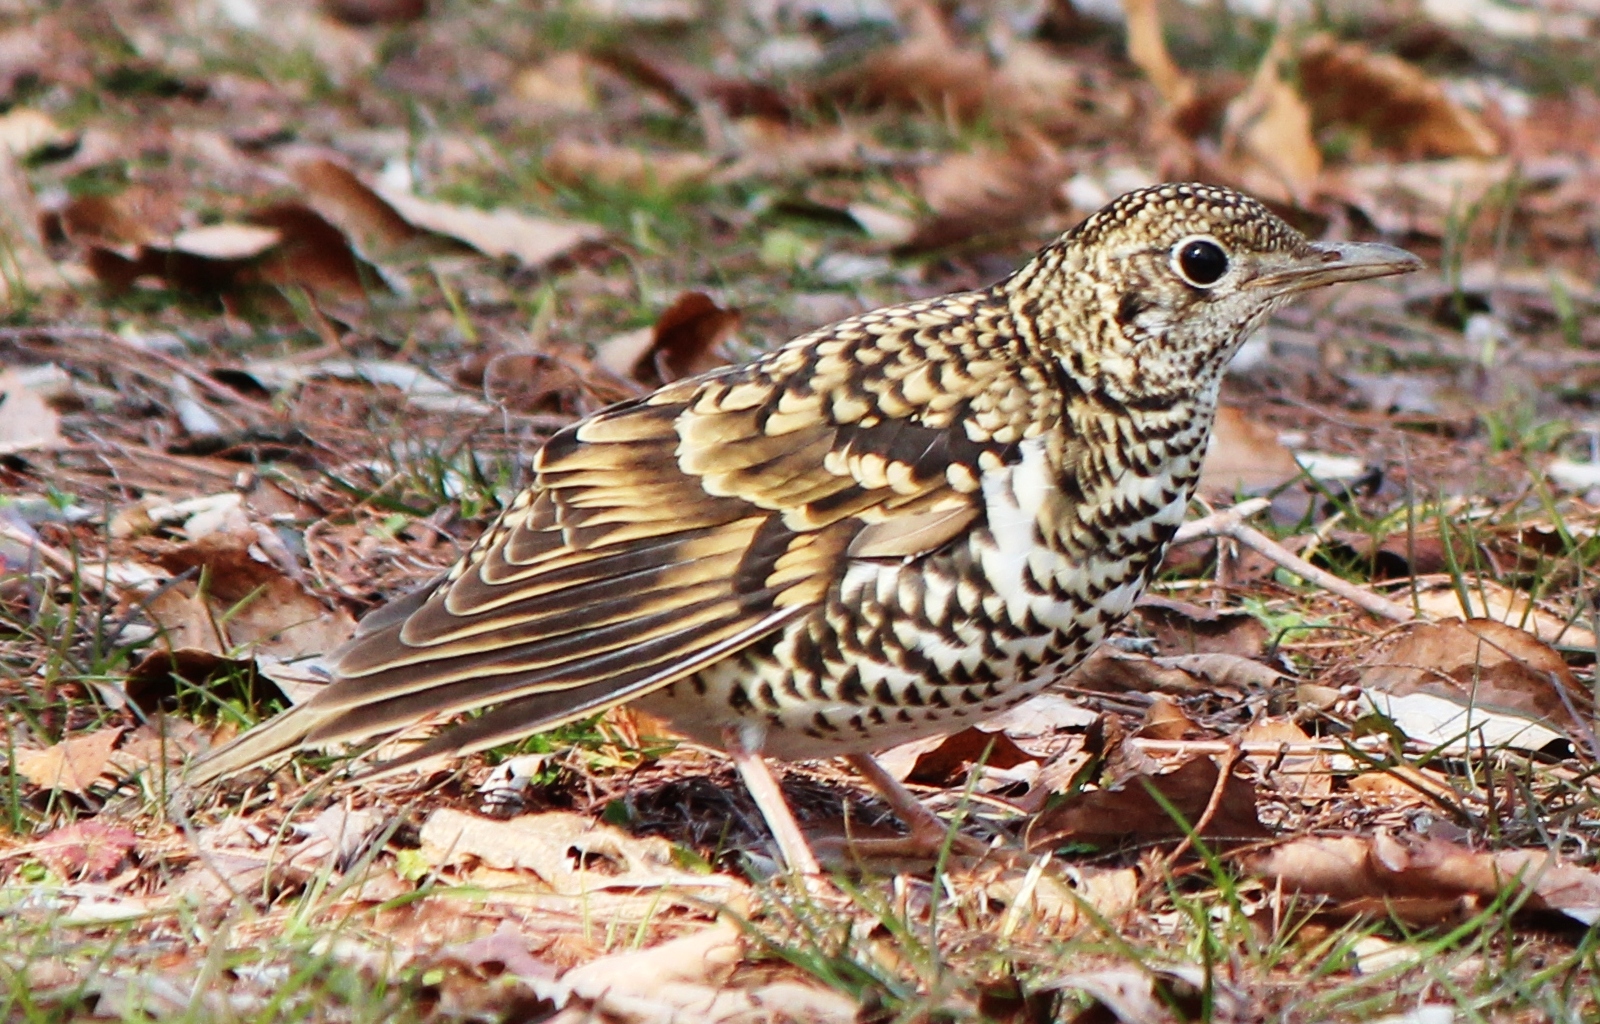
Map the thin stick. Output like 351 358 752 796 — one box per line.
1175 501 1418 624
0 523 123 597
1163 743 1241 869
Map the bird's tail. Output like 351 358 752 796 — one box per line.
183 703 343 787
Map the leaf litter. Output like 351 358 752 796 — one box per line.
3 0 1600 1021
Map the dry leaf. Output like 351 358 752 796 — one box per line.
1137 595 1269 658
13 727 124 796
167 223 282 260
377 187 605 269
1026 755 1267 849
1411 579 1597 650
1299 33 1499 160
639 292 740 385
322 0 427 25
1221 34 1320 203
884 726 1039 787
1356 618 1589 753
0 370 64 456
512 54 598 115
0 106 72 157
982 862 1140 939
551 923 858 1024
24 822 139 881
904 136 1070 252
293 158 428 257
544 139 714 192
1357 617 1591 729
1238 717 1331 803
1121 0 1194 110
1198 405 1300 498
249 202 381 298
417 809 734 895
1136 695 1203 741
0 145 64 300
483 351 591 417
1247 832 1600 926
1328 157 1516 237
150 531 357 661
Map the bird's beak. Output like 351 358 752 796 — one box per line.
1251 240 1423 294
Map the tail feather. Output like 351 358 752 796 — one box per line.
183 703 342 787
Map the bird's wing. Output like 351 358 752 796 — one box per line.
191 297 1048 779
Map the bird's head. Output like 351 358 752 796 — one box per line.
1016 183 1421 408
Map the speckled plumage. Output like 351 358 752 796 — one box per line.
189 185 1419 849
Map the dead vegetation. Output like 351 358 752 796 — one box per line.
5 0 1600 1021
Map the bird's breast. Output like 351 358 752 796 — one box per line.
639 414 1210 760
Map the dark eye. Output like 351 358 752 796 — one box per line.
1174 238 1229 287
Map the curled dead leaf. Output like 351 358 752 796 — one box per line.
1247 832 1600 926
1198 405 1300 498
1221 33 1320 203
543 139 714 192
21 822 139 882
641 292 740 385
1356 616 1592 734
1026 755 1267 850
1299 33 1500 160
12 727 124 796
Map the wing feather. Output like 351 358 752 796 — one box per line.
188 293 1054 783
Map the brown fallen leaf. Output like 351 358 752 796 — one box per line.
1026 755 1267 850
1298 33 1500 160
892 726 1039 787
21 821 139 882
1410 577 1597 650
150 531 356 658
0 145 65 299
1122 0 1195 111
417 808 734 896
1198 405 1300 498
596 46 792 121
1247 832 1600 926
1238 717 1331 803
1356 617 1592 733
1069 646 1213 694
543 139 715 193
511 54 599 116
250 203 383 298
1137 594 1268 658
13 727 124 796
637 291 740 386
551 923 858 1024
902 135 1070 253
482 351 592 418
0 370 64 456
293 158 429 258
1220 32 1320 204
322 0 427 25
1136 696 1203 742
1327 157 1517 237
982 861 1140 940
378 188 605 270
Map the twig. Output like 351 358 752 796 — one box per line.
0 523 123 597
1163 742 1241 869
1175 500 1419 624
1129 737 1389 757
0 325 278 418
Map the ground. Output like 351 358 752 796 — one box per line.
3 0 1600 1021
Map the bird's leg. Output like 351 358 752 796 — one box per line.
845 753 992 860
723 727 823 877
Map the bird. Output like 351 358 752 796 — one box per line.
187 183 1420 874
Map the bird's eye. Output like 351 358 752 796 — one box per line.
1173 238 1229 287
